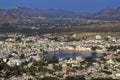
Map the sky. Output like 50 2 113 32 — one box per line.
0 0 120 13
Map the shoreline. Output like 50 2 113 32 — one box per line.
43 50 94 55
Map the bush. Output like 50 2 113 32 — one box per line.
91 78 119 80
40 77 59 80
65 76 85 80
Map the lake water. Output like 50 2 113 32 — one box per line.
45 52 100 60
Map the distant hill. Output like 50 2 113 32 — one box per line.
0 7 120 24
0 8 27 24
94 7 120 20
0 7 80 24
15 7 80 18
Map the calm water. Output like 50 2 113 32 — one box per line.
45 52 100 59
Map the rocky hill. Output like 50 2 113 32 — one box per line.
0 7 120 24
94 7 120 20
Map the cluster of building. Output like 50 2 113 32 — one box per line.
0 33 119 79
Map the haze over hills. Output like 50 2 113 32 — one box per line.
0 7 120 34
14 7 80 17
0 7 120 24
94 7 120 20
0 8 27 24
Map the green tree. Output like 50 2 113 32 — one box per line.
48 57 59 64
65 76 85 80
40 77 59 80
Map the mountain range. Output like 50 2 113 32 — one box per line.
0 7 120 24
94 7 120 20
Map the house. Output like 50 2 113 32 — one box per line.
116 39 120 46
116 73 120 77
47 64 53 70
107 59 115 64
7 58 22 67
95 35 102 40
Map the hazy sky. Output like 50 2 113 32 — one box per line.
0 0 120 12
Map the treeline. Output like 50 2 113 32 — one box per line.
0 23 120 34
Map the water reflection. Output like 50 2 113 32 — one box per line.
45 52 100 60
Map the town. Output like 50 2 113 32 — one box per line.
0 33 119 80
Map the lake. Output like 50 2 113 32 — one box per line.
45 52 101 60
